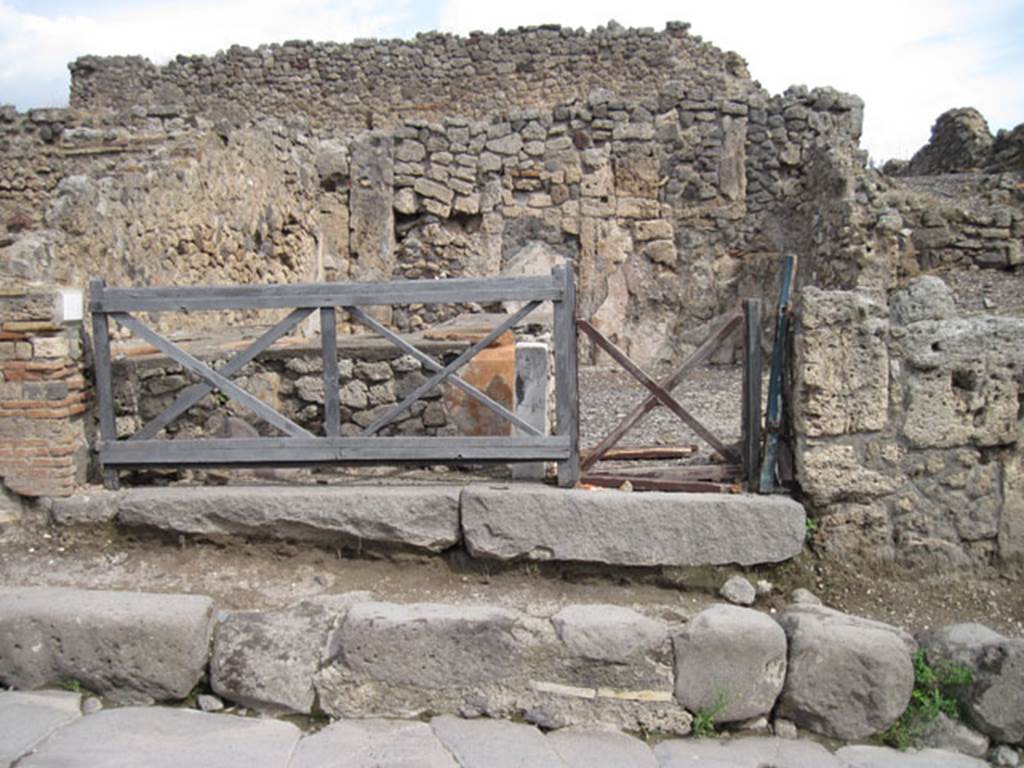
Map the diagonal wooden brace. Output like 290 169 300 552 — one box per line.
361 301 541 436
346 306 541 436
580 310 743 471
130 308 314 440
578 320 739 464
112 312 313 439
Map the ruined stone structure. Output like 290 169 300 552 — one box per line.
2 22 1024 573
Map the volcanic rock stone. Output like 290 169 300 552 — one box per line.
17 707 301 768
460 485 805 567
550 604 668 664
672 604 787 723
117 485 461 553
719 575 757 605
835 744 990 767
654 736 843 768
430 716 564 768
291 719 457 768
0 587 213 704
920 623 1024 744
775 605 915 740
0 690 81 767
546 728 656 768
211 593 367 715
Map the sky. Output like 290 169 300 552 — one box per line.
1 0 1022 162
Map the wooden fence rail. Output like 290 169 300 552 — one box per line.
89 267 579 488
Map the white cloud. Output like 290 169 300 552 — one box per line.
0 0 409 109
438 0 1024 161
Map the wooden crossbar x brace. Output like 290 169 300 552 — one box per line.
579 310 744 473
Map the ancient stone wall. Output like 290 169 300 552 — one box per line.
2 71 866 365
793 277 1024 570
0 287 90 497
67 24 751 137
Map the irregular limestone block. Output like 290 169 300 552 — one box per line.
900 316 1024 449
461 485 806 567
316 601 689 734
17 708 301 768
775 605 915 740
211 594 367 715
796 441 901 508
431 716 564 768
0 587 213 704
794 287 889 438
547 728 657 768
291 719 457 768
118 485 461 553
0 690 81 767
49 489 121 525
920 623 1024 744
673 604 787 723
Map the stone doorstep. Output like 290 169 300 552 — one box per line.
0 696 996 768
52 483 807 569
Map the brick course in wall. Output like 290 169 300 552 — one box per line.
0 289 89 497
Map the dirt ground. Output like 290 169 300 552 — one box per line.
2 511 1021 639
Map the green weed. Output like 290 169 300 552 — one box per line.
691 690 729 738
881 650 972 750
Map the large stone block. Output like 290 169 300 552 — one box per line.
547 728 656 768
316 600 689 734
291 719 457 768
118 485 461 553
775 605 915 740
17 707 300 768
920 623 1024 744
0 690 81 767
900 316 1024 449
430 716 564 768
672 604 787 723
794 287 889 438
0 587 213 704
210 594 366 715
654 736 843 768
835 744 990 767
461 485 805 567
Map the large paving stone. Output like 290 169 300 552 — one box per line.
17 707 300 768
653 736 843 767
836 745 990 767
461 485 805 566
316 600 690 734
118 485 461 552
547 728 656 768
920 623 1024 744
430 716 566 768
775 605 915 740
0 690 81 767
291 719 457 767
211 593 367 715
672 604 787 723
0 587 214 704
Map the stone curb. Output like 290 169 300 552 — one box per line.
49 484 808 568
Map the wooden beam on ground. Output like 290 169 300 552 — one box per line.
581 473 741 494
598 445 698 461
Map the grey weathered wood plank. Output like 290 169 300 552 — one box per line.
742 299 763 492
320 307 340 437
578 319 737 461
360 300 541 436
99 436 571 465
92 274 562 312
131 307 313 441
553 264 580 487
345 305 541 437
110 312 313 439
89 279 119 489
579 309 743 472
